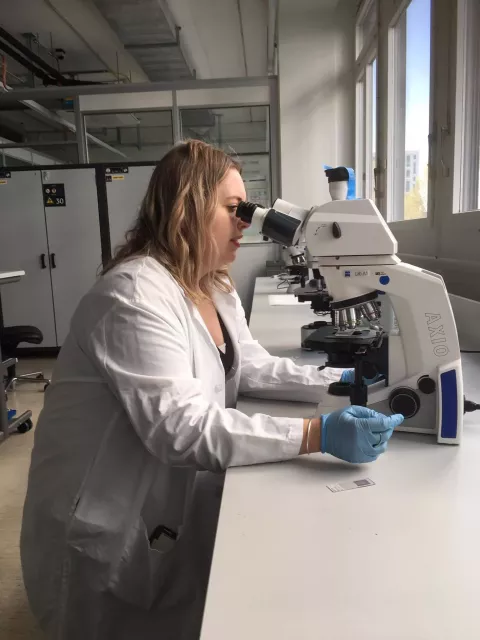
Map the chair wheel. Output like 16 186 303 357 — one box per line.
17 419 33 434
44 382 50 392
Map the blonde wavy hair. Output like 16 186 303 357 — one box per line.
103 140 241 302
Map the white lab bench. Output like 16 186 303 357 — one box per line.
0 270 25 285
200 276 480 640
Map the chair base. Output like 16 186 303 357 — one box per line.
6 372 50 392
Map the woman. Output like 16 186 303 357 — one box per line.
21 140 403 640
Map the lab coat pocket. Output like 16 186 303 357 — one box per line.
108 516 175 610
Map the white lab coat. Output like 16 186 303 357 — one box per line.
20 256 340 640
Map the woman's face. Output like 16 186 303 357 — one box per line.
210 168 249 269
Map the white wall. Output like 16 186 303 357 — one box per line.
226 0 357 318
278 0 356 207
230 243 278 320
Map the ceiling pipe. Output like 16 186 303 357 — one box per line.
0 26 66 82
267 0 279 76
236 0 249 77
0 26 101 86
236 1 253 125
0 39 55 86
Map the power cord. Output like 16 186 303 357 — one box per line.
462 349 480 413
464 399 480 413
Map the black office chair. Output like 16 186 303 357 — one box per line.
0 326 50 391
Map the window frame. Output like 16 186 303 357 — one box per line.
386 0 434 224
452 0 480 214
355 0 378 200
356 0 377 60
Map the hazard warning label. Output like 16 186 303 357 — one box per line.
43 183 66 207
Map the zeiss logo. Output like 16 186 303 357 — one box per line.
344 269 370 278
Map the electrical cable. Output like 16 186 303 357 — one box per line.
464 399 480 413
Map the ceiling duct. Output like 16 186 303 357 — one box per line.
93 0 194 81
0 26 100 86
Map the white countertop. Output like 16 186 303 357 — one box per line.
200 277 480 640
0 270 25 284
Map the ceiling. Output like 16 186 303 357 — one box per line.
92 0 193 81
0 0 269 164
0 0 104 85
0 0 268 85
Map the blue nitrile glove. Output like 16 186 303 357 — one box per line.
340 369 383 385
321 406 404 463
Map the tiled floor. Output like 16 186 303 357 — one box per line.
0 358 55 639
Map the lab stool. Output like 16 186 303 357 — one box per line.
0 326 50 391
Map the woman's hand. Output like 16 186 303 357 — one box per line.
340 369 383 385
320 406 404 463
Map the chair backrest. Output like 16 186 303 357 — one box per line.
0 326 44 355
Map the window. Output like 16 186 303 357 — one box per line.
355 1 378 200
356 0 377 58
0 104 79 166
85 110 174 163
453 0 480 212
180 106 269 156
388 0 432 221
356 59 378 199
180 105 271 241
371 57 377 198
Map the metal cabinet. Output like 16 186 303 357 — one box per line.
0 162 158 349
0 171 57 346
105 165 155 255
0 168 102 348
42 168 102 345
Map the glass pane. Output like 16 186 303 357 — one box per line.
180 106 271 241
85 110 174 163
371 57 377 200
239 154 270 209
355 76 366 198
404 0 431 219
180 106 269 155
0 103 78 166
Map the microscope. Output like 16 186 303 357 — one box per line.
236 197 463 444
281 167 367 350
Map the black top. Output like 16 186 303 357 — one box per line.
216 312 234 375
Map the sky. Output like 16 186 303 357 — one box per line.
405 0 431 173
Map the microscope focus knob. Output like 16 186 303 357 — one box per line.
388 387 420 419
417 375 436 394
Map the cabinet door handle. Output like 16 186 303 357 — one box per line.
40 253 47 269
50 253 57 269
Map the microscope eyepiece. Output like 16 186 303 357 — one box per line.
236 200 302 246
236 201 258 225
